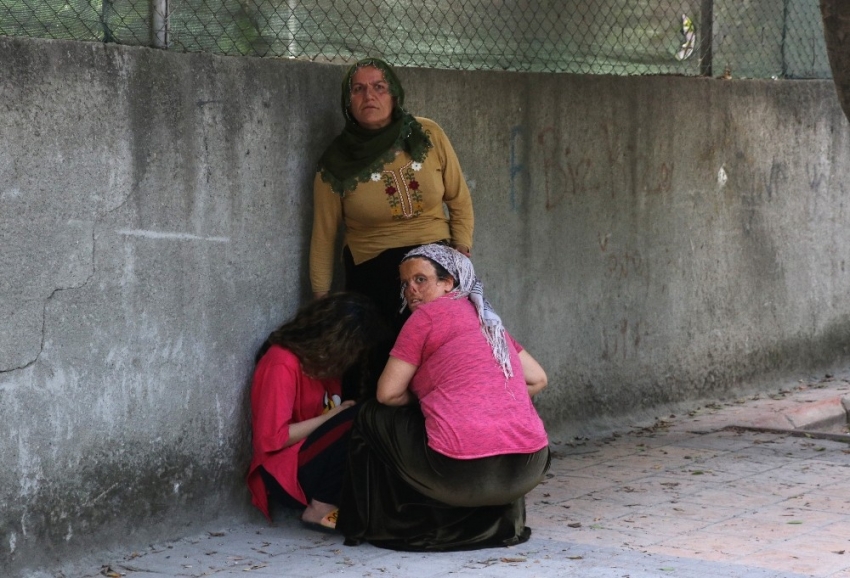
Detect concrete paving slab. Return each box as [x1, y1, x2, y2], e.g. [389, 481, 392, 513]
[68, 379, 850, 578]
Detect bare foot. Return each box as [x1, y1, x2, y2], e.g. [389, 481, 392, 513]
[301, 499, 338, 527]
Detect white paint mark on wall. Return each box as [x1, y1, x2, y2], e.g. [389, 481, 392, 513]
[1, 187, 22, 199]
[65, 523, 73, 541]
[717, 166, 728, 187]
[17, 429, 44, 498]
[117, 229, 230, 243]
[216, 394, 224, 448]
[9, 532, 16, 553]
[173, 482, 181, 494]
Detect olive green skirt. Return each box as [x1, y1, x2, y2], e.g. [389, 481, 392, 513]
[337, 400, 550, 551]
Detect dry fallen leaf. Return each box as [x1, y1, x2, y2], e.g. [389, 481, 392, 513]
[500, 557, 526, 563]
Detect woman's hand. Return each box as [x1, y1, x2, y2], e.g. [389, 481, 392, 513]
[453, 244, 471, 258]
[377, 357, 418, 406]
[327, 399, 356, 416]
[519, 350, 547, 397]
[284, 399, 355, 447]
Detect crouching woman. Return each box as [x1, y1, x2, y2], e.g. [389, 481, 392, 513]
[247, 293, 388, 531]
[337, 244, 550, 550]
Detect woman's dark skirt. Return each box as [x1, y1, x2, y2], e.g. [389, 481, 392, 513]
[337, 400, 551, 551]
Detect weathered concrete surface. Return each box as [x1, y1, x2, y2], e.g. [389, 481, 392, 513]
[2, 36, 850, 576]
[0, 37, 341, 576]
[400, 67, 850, 435]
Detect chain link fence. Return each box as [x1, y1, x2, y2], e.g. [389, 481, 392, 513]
[0, 0, 830, 78]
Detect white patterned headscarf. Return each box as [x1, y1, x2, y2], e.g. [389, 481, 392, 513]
[400, 244, 513, 378]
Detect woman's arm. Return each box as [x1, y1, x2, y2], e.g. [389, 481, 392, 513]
[376, 356, 418, 406]
[252, 359, 302, 453]
[309, 173, 343, 295]
[283, 400, 356, 447]
[253, 352, 353, 452]
[426, 119, 474, 252]
[519, 350, 548, 397]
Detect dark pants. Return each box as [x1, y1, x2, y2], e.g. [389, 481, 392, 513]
[261, 404, 359, 508]
[341, 244, 426, 399]
[343, 244, 418, 336]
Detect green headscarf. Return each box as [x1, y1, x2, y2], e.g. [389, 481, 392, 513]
[317, 58, 432, 195]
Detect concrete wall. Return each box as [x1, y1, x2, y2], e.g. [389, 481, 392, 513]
[2, 36, 850, 575]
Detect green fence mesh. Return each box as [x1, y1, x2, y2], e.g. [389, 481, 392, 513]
[0, 0, 831, 78]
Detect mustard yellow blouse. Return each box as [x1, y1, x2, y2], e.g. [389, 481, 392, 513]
[309, 117, 474, 293]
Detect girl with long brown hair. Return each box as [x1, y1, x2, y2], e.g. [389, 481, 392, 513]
[247, 293, 388, 531]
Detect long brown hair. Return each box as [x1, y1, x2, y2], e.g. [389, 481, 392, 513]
[257, 292, 389, 379]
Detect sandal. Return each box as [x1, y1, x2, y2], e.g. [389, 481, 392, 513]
[302, 509, 338, 534]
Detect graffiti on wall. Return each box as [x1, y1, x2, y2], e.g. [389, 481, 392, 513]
[508, 123, 675, 211]
[601, 317, 643, 361]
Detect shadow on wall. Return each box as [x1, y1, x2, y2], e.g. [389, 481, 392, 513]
[821, 0, 850, 123]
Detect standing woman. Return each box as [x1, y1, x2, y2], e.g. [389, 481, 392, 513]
[310, 58, 474, 332]
[246, 293, 388, 531]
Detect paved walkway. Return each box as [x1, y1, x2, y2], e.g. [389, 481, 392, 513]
[87, 376, 850, 578]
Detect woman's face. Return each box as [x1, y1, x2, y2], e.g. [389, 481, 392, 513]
[349, 66, 394, 130]
[399, 258, 454, 312]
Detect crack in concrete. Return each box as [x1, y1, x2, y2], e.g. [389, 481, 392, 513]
[723, 424, 850, 444]
[0, 235, 96, 375]
[1, 174, 136, 376]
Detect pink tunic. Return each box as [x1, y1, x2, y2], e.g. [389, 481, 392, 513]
[246, 346, 341, 519]
[390, 295, 548, 459]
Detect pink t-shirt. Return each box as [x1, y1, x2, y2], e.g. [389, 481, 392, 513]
[390, 295, 549, 459]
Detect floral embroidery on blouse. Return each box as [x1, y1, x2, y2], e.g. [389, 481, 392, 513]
[380, 161, 424, 220]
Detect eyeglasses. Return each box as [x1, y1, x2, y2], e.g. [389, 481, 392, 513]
[350, 82, 390, 97]
[400, 274, 438, 292]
